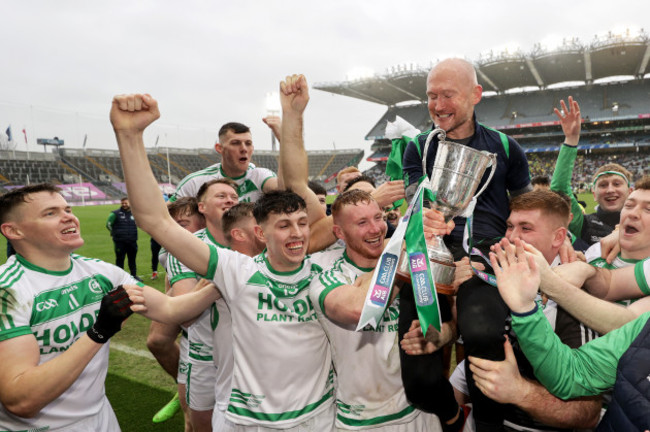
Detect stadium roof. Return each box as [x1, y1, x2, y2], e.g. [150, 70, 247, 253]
[314, 29, 650, 105]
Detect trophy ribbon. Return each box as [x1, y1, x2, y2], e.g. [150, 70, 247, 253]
[462, 198, 498, 287]
[403, 184, 443, 335]
[355, 181, 426, 332]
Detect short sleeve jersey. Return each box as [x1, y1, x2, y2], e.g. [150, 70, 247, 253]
[166, 228, 233, 411]
[309, 250, 417, 429]
[170, 163, 276, 203]
[203, 246, 340, 428]
[586, 242, 641, 306]
[0, 254, 137, 431]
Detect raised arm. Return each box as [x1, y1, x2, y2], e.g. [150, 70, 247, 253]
[279, 75, 336, 252]
[110, 93, 210, 275]
[279, 75, 325, 222]
[549, 97, 585, 238]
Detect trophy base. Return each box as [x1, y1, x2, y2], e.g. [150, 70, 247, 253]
[396, 257, 456, 296]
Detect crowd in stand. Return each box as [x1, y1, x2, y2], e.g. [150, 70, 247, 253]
[1, 60, 649, 432]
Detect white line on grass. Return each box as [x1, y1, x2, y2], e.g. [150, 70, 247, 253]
[111, 342, 155, 360]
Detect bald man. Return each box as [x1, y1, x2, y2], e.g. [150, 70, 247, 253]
[401, 58, 532, 432]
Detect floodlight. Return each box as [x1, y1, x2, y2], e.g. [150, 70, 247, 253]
[265, 92, 280, 114]
[539, 34, 565, 52]
[346, 67, 375, 81]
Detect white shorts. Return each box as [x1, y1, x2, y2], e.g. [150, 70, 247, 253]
[48, 396, 120, 432]
[177, 331, 189, 384]
[450, 359, 469, 396]
[223, 401, 335, 432]
[336, 409, 442, 432]
[186, 361, 217, 411]
[212, 406, 234, 432]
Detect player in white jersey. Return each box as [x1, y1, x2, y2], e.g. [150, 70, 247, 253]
[165, 178, 240, 431]
[0, 184, 135, 431]
[147, 196, 206, 429]
[111, 88, 355, 430]
[170, 121, 278, 204]
[308, 190, 446, 431]
[121, 191, 340, 430]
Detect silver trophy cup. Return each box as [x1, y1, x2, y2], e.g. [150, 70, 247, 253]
[397, 128, 497, 294]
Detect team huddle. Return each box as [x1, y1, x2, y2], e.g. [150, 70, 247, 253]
[1, 59, 649, 432]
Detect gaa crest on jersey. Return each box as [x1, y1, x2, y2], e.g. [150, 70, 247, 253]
[88, 278, 103, 294]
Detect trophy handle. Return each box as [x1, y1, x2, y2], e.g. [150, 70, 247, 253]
[473, 153, 498, 200]
[421, 128, 446, 180]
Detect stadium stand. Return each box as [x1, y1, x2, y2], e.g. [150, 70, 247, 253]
[1, 30, 647, 201]
[0, 146, 364, 201]
[314, 29, 650, 189]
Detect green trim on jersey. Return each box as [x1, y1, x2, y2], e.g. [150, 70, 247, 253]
[635, 259, 650, 295]
[177, 165, 222, 188]
[337, 403, 415, 427]
[205, 229, 227, 249]
[412, 124, 510, 158]
[227, 386, 334, 422]
[189, 341, 213, 361]
[169, 272, 198, 286]
[480, 123, 510, 158]
[259, 251, 305, 276]
[342, 250, 375, 273]
[316, 250, 374, 319]
[16, 254, 73, 276]
[219, 164, 247, 181]
[0, 259, 24, 289]
[247, 269, 313, 300]
[0, 270, 26, 339]
[204, 245, 219, 280]
[260, 176, 274, 192]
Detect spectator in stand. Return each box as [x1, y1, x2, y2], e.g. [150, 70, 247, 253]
[531, 175, 550, 190]
[106, 197, 139, 279]
[401, 57, 532, 432]
[549, 97, 634, 245]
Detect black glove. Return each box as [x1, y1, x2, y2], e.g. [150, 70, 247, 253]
[87, 285, 134, 344]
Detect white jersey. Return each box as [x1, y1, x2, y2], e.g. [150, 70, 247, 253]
[309, 250, 418, 429]
[204, 246, 340, 428]
[585, 243, 643, 306]
[0, 254, 137, 431]
[167, 228, 233, 411]
[170, 162, 276, 203]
